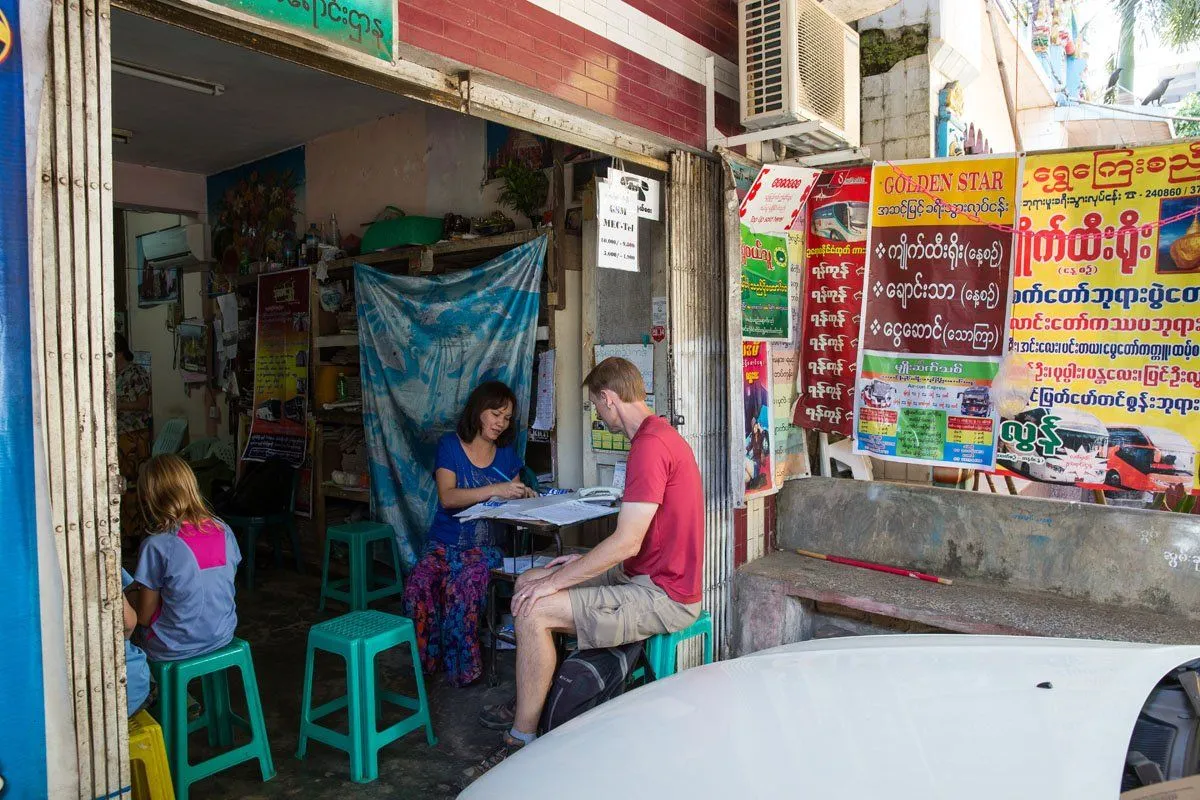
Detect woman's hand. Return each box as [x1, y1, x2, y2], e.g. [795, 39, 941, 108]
[495, 480, 533, 500]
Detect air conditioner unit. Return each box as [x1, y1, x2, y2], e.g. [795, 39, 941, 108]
[139, 224, 211, 271]
[739, 0, 861, 148]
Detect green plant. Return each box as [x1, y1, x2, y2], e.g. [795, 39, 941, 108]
[1175, 92, 1200, 138]
[495, 160, 549, 228]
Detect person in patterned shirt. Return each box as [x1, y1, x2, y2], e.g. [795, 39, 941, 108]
[116, 333, 152, 545]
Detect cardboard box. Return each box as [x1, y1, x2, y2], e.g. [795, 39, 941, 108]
[1122, 776, 1200, 799]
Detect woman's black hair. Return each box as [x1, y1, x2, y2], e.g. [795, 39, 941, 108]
[457, 381, 519, 447]
[114, 333, 133, 361]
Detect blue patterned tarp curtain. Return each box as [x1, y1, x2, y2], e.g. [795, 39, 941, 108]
[355, 235, 547, 569]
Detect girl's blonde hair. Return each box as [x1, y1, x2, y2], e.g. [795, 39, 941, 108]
[139, 454, 214, 532]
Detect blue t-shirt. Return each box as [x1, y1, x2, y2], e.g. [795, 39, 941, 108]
[133, 519, 241, 662]
[427, 433, 523, 550]
[121, 568, 151, 717]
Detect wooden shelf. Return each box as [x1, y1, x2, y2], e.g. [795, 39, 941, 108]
[315, 409, 363, 425]
[321, 482, 370, 503]
[322, 228, 547, 276]
[316, 334, 359, 348]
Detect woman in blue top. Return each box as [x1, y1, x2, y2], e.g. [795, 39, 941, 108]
[404, 381, 534, 686]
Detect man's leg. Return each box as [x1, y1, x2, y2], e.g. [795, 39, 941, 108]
[512, 589, 575, 736]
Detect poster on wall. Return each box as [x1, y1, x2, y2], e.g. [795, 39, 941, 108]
[740, 226, 792, 340]
[597, 179, 639, 272]
[242, 267, 310, 467]
[852, 155, 1020, 470]
[135, 236, 179, 308]
[739, 164, 820, 341]
[1003, 142, 1200, 493]
[795, 166, 871, 434]
[772, 340, 810, 486]
[743, 340, 775, 497]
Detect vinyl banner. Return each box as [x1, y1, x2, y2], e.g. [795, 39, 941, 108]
[743, 340, 775, 497]
[243, 267, 310, 466]
[740, 225, 791, 340]
[1003, 142, 1200, 493]
[795, 167, 870, 434]
[853, 155, 1020, 470]
[739, 164, 820, 340]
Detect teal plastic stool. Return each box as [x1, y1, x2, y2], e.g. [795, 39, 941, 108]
[635, 610, 714, 682]
[149, 638, 275, 800]
[296, 610, 436, 782]
[320, 521, 404, 611]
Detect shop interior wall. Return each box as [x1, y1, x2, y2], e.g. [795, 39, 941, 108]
[122, 210, 217, 442]
[304, 105, 507, 231]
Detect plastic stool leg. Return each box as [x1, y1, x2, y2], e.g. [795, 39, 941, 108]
[348, 643, 369, 783]
[408, 635, 437, 747]
[210, 669, 234, 747]
[389, 536, 404, 598]
[236, 644, 276, 782]
[169, 671, 192, 800]
[350, 539, 367, 611]
[702, 624, 714, 666]
[357, 643, 378, 783]
[296, 638, 316, 759]
[319, 537, 333, 611]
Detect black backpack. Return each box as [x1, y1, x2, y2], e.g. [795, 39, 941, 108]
[539, 641, 644, 734]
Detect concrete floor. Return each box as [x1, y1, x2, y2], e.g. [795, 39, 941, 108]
[181, 562, 514, 800]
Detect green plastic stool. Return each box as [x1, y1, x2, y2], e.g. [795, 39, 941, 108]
[634, 610, 715, 682]
[296, 610, 436, 782]
[149, 638, 275, 800]
[320, 521, 404, 611]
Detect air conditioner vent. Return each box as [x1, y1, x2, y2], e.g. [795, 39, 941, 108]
[738, 0, 860, 150]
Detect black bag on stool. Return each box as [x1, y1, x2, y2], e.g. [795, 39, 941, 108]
[538, 641, 644, 734]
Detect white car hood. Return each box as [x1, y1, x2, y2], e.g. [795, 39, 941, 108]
[462, 635, 1200, 799]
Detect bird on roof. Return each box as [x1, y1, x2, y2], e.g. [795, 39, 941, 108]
[1141, 76, 1174, 105]
[1105, 67, 1123, 91]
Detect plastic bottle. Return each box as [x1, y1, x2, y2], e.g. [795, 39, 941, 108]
[327, 213, 341, 248]
[336, 372, 347, 402]
[305, 223, 321, 265]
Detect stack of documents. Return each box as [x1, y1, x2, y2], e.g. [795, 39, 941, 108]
[457, 492, 618, 526]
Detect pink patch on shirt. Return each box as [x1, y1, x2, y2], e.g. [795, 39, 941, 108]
[179, 521, 228, 570]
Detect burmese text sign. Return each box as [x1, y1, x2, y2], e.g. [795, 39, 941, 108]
[853, 156, 1020, 470]
[1003, 142, 1200, 492]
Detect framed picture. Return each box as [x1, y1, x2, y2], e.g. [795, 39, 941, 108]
[565, 206, 583, 235]
[136, 235, 180, 308]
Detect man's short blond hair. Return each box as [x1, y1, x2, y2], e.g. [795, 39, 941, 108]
[583, 357, 647, 403]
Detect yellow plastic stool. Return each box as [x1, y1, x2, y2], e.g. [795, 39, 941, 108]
[129, 709, 176, 800]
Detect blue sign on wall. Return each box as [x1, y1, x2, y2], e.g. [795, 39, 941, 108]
[0, 0, 49, 794]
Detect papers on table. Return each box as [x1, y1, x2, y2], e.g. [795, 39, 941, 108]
[522, 500, 616, 526]
[456, 491, 619, 526]
[501, 555, 555, 576]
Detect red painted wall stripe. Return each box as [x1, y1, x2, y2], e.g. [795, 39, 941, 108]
[619, 0, 739, 63]
[396, 0, 741, 148]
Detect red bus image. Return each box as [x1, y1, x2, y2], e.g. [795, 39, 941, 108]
[1104, 425, 1196, 493]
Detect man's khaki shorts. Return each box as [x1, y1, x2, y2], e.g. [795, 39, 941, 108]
[567, 566, 701, 650]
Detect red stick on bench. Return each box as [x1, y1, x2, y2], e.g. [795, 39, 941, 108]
[795, 549, 953, 586]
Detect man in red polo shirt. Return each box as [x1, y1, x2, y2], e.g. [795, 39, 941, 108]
[465, 356, 704, 780]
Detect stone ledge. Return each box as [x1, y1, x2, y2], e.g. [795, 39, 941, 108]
[734, 551, 1200, 655]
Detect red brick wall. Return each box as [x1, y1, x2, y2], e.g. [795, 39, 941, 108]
[396, 0, 740, 149]
[621, 0, 738, 62]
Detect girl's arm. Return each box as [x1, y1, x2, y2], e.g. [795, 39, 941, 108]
[133, 586, 161, 628]
[435, 467, 528, 509]
[122, 594, 137, 638]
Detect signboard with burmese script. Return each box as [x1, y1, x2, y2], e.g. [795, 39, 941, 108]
[852, 155, 1021, 470]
